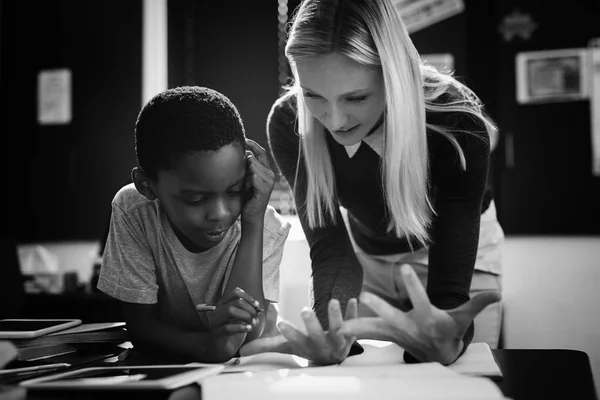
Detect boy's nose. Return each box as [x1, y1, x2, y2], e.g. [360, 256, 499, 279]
[206, 199, 229, 222]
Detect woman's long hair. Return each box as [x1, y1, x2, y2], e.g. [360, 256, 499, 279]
[285, 0, 497, 247]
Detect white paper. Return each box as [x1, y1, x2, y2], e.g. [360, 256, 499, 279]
[219, 340, 501, 377]
[202, 363, 506, 400]
[37, 69, 72, 125]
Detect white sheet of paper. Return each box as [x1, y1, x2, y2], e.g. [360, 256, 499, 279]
[202, 363, 506, 400]
[219, 340, 501, 377]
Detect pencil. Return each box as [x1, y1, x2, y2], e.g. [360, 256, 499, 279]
[196, 304, 216, 312]
[0, 362, 71, 376]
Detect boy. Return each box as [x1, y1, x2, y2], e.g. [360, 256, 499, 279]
[98, 86, 291, 363]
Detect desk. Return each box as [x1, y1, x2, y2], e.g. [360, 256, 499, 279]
[4, 349, 597, 400]
[493, 349, 597, 400]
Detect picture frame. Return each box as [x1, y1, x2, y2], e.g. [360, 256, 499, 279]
[516, 48, 590, 104]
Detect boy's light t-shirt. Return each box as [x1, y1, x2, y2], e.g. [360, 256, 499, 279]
[97, 183, 291, 331]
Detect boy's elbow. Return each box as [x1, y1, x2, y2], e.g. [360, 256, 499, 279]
[198, 339, 240, 363]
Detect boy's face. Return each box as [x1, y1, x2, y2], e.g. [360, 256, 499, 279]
[152, 143, 246, 252]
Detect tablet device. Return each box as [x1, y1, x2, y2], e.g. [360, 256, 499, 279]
[20, 364, 225, 391]
[0, 319, 82, 339]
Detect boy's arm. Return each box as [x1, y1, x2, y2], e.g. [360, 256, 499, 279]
[101, 196, 256, 362]
[223, 219, 267, 341]
[222, 139, 277, 341]
[124, 302, 237, 363]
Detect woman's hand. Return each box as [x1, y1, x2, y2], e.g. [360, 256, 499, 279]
[338, 264, 501, 365]
[242, 139, 275, 225]
[239, 298, 358, 365]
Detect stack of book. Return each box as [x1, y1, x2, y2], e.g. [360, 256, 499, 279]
[11, 322, 129, 361]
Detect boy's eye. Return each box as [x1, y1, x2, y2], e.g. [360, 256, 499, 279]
[185, 198, 207, 205]
[227, 190, 243, 197]
[347, 95, 368, 103]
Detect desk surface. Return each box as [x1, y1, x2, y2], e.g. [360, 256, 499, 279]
[2, 349, 597, 400]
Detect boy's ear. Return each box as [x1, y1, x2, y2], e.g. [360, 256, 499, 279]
[131, 167, 157, 200]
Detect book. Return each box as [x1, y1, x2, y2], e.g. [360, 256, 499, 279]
[11, 323, 129, 349]
[48, 322, 126, 336]
[16, 343, 78, 361]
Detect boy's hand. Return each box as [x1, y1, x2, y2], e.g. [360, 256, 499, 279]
[204, 287, 260, 338]
[242, 139, 275, 225]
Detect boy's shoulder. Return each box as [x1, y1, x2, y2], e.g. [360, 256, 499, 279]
[263, 205, 292, 237]
[111, 182, 153, 214]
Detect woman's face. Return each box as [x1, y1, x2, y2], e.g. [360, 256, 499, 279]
[295, 52, 386, 146]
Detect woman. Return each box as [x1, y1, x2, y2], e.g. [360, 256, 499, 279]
[242, 0, 504, 365]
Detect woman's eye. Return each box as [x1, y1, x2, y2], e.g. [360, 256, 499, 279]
[347, 96, 368, 103]
[228, 190, 243, 197]
[304, 92, 321, 100]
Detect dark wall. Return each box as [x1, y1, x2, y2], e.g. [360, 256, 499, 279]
[466, 0, 600, 234]
[0, 0, 142, 242]
[168, 0, 279, 150]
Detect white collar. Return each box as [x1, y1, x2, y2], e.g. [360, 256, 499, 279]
[344, 127, 384, 158]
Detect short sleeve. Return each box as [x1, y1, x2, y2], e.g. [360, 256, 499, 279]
[97, 203, 159, 304]
[261, 205, 291, 303]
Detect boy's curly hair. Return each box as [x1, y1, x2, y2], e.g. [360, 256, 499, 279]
[135, 86, 246, 181]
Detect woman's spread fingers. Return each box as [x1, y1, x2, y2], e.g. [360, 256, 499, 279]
[345, 298, 358, 320]
[327, 299, 348, 348]
[399, 264, 431, 313]
[359, 292, 405, 324]
[450, 291, 502, 327]
[239, 335, 290, 356]
[338, 317, 392, 341]
[327, 299, 344, 331]
[300, 307, 328, 349]
[278, 320, 311, 351]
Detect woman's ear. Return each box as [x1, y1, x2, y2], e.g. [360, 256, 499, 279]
[131, 167, 157, 200]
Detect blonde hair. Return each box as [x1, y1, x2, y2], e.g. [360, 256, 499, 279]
[285, 0, 497, 247]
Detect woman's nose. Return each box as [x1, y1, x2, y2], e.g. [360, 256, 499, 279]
[327, 106, 349, 131]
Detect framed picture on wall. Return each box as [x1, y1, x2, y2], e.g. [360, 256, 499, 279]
[516, 48, 590, 104]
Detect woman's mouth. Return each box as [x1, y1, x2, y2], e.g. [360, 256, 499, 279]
[334, 125, 360, 136]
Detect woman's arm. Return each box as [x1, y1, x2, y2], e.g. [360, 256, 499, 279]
[266, 94, 363, 330]
[421, 112, 492, 360]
